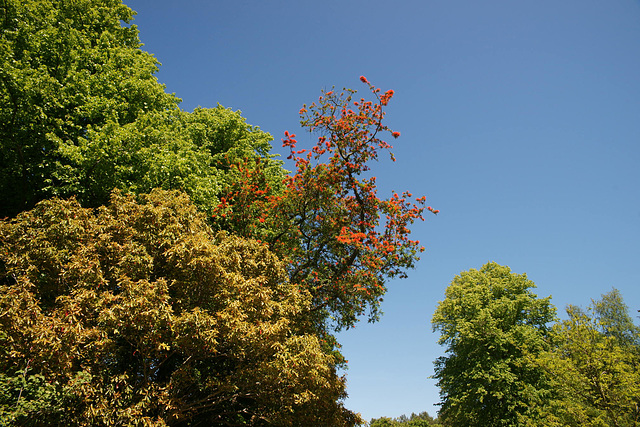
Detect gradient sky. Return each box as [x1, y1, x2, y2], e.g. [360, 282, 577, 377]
[125, 0, 640, 421]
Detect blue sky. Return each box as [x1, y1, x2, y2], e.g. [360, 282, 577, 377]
[125, 0, 640, 421]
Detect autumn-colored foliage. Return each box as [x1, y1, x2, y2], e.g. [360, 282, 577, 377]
[0, 190, 360, 426]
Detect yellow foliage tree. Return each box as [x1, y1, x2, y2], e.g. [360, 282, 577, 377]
[0, 189, 360, 426]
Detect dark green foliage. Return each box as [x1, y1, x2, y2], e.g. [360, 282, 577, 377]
[0, 367, 84, 426]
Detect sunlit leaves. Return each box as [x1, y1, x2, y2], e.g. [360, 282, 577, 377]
[0, 0, 177, 216]
[528, 290, 640, 427]
[77, 106, 284, 214]
[432, 262, 556, 427]
[0, 189, 358, 425]
[0, 0, 286, 220]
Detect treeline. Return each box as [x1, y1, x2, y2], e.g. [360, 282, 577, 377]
[369, 411, 441, 426]
[0, 0, 430, 425]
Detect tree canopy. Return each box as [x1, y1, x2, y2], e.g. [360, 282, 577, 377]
[432, 267, 640, 427]
[369, 411, 440, 426]
[431, 262, 556, 427]
[529, 289, 640, 426]
[0, 0, 285, 218]
[0, 190, 358, 426]
[74, 106, 284, 217]
[0, 0, 431, 424]
[0, 0, 177, 216]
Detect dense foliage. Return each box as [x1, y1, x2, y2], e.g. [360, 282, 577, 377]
[0, 0, 284, 218]
[431, 262, 556, 426]
[432, 265, 640, 427]
[529, 289, 640, 426]
[75, 106, 285, 217]
[0, 0, 430, 424]
[0, 0, 176, 216]
[0, 190, 358, 426]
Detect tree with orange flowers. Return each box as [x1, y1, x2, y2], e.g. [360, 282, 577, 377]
[0, 1, 435, 423]
[212, 77, 434, 334]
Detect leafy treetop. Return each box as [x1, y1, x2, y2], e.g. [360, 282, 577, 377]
[432, 262, 556, 427]
[0, 0, 178, 216]
[529, 289, 640, 427]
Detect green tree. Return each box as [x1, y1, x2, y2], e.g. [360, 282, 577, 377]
[431, 262, 556, 427]
[591, 288, 640, 349]
[0, 0, 178, 216]
[0, 0, 285, 219]
[369, 417, 397, 427]
[369, 412, 440, 426]
[74, 105, 284, 215]
[405, 412, 441, 426]
[0, 190, 359, 426]
[530, 290, 640, 427]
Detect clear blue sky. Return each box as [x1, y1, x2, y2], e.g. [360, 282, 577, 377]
[125, 0, 640, 421]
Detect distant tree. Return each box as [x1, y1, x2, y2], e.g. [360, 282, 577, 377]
[370, 417, 397, 427]
[591, 288, 640, 349]
[369, 411, 440, 426]
[0, 190, 359, 426]
[529, 289, 640, 426]
[431, 262, 556, 426]
[407, 411, 440, 424]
